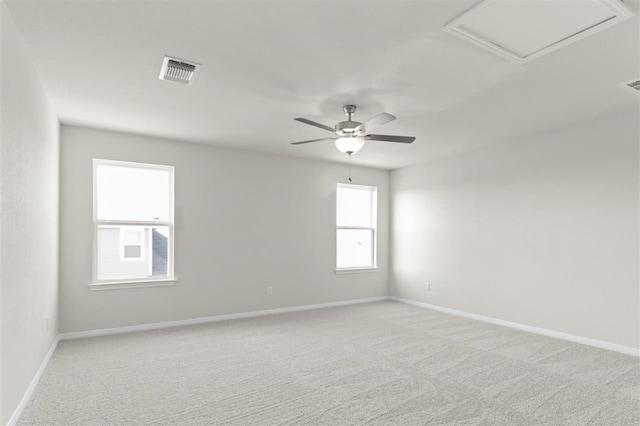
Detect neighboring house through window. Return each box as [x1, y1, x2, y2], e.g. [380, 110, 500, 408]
[336, 183, 377, 272]
[93, 159, 174, 287]
[120, 227, 144, 261]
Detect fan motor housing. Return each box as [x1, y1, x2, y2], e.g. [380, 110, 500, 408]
[335, 120, 363, 136]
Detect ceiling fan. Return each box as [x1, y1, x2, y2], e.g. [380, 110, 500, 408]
[292, 105, 416, 155]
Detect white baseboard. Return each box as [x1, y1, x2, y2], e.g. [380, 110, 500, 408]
[389, 296, 640, 357]
[60, 296, 389, 340]
[7, 335, 60, 426]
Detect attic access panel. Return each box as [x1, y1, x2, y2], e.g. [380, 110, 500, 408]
[444, 0, 634, 63]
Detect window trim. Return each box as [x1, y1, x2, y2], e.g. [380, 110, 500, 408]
[335, 183, 378, 273]
[334, 267, 379, 275]
[92, 159, 176, 287]
[89, 278, 177, 291]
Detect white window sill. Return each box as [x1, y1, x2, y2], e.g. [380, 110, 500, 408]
[89, 278, 177, 291]
[335, 268, 379, 275]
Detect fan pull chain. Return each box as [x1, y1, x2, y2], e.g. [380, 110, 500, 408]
[348, 153, 353, 182]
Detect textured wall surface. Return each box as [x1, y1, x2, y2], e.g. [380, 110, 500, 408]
[59, 125, 389, 333]
[391, 112, 639, 350]
[0, 3, 60, 423]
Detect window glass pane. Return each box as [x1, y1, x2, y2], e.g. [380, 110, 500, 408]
[336, 229, 373, 268]
[97, 225, 169, 280]
[337, 187, 372, 227]
[96, 165, 170, 221]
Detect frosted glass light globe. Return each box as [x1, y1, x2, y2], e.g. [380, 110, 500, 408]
[334, 136, 365, 154]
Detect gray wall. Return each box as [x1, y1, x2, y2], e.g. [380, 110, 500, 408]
[59, 125, 390, 333]
[0, 3, 60, 423]
[391, 112, 639, 350]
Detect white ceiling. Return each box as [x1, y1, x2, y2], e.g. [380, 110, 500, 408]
[6, 0, 639, 170]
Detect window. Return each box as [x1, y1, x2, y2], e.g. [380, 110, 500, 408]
[336, 183, 377, 272]
[93, 159, 174, 287]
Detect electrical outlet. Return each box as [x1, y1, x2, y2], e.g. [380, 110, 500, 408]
[425, 282, 431, 292]
[267, 286, 273, 295]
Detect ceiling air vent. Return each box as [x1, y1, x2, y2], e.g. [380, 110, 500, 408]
[619, 79, 640, 95]
[159, 56, 200, 85]
[444, 0, 634, 63]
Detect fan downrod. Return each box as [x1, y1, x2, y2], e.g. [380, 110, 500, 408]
[343, 105, 357, 120]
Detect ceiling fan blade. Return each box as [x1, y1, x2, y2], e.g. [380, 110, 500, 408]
[364, 134, 416, 144]
[291, 137, 334, 145]
[294, 118, 335, 133]
[354, 113, 396, 133]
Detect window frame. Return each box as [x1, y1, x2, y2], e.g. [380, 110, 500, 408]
[335, 183, 378, 274]
[91, 159, 176, 290]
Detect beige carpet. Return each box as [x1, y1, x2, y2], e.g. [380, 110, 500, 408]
[18, 301, 639, 425]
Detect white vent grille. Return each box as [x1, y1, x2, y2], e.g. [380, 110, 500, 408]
[619, 79, 640, 94]
[159, 56, 200, 85]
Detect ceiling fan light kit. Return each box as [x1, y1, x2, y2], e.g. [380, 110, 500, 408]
[335, 136, 365, 154]
[292, 105, 415, 156]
